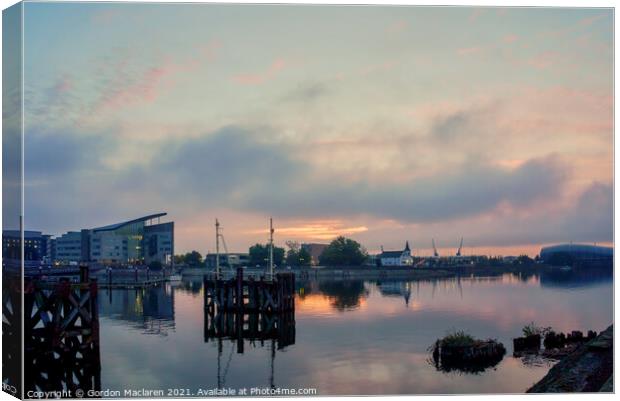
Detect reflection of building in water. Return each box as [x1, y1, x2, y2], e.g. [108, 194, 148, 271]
[377, 281, 412, 306]
[99, 285, 175, 336]
[539, 267, 613, 289]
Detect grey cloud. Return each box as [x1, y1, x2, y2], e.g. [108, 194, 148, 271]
[281, 82, 330, 104]
[24, 127, 116, 178]
[157, 126, 305, 198]
[560, 182, 613, 242]
[242, 155, 568, 223]
[24, 122, 607, 249]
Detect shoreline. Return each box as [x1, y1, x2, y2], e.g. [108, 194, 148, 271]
[181, 263, 576, 280]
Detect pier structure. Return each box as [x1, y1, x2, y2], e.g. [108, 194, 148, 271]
[203, 267, 296, 348]
[204, 268, 295, 314]
[203, 267, 296, 389]
[5, 266, 102, 394]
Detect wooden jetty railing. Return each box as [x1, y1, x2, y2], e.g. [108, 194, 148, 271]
[20, 267, 101, 395]
[204, 268, 295, 314]
[203, 268, 296, 353]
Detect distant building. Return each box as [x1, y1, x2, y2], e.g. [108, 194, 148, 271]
[540, 244, 613, 265]
[378, 241, 413, 266]
[205, 253, 250, 268]
[55, 231, 86, 264]
[301, 243, 328, 265]
[365, 254, 379, 266]
[2, 230, 53, 267]
[54, 213, 174, 266]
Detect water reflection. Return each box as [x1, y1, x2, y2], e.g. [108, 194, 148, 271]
[99, 285, 175, 336]
[93, 268, 612, 395]
[539, 266, 613, 289]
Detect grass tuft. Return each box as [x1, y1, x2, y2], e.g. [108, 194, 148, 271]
[441, 330, 476, 347]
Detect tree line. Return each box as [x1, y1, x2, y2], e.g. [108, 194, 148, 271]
[174, 236, 368, 268]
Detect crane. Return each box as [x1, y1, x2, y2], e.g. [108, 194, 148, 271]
[456, 237, 463, 257]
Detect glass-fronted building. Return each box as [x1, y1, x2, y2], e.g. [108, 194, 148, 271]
[54, 213, 174, 266]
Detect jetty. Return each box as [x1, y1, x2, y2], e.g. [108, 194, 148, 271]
[3, 271, 102, 395]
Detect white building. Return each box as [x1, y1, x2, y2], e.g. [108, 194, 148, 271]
[378, 241, 414, 266]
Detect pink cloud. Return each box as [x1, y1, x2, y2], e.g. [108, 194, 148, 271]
[578, 13, 608, 27]
[52, 76, 73, 93]
[96, 61, 174, 112]
[89, 41, 221, 115]
[503, 34, 519, 44]
[387, 20, 408, 34]
[526, 51, 559, 69]
[231, 58, 288, 85]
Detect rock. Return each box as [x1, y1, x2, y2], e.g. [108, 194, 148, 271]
[514, 334, 541, 352]
[527, 325, 613, 393]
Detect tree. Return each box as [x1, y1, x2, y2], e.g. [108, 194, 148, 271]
[318, 236, 367, 266]
[249, 243, 284, 267]
[298, 247, 312, 266]
[148, 260, 163, 270]
[515, 255, 534, 265]
[285, 241, 311, 267]
[184, 251, 203, 267]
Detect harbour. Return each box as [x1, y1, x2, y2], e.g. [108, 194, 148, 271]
[5, 264, 610, 396]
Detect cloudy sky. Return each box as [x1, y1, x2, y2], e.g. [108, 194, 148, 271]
[19, 3, 613, 256]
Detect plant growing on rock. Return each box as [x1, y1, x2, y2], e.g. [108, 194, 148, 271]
[522, 322, 552, 337]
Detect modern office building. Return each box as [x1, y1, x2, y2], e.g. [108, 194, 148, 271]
[55, 231, 88, 264]
[54, 213, 174, 266]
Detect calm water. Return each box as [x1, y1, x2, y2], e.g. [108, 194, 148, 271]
[97, 269, 612, 395]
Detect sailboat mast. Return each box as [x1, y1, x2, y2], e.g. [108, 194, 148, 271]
[216, 219, 220, 279]
[269, 218, 274, 278]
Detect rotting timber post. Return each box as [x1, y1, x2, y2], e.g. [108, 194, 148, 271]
[204, 268, 295, 314]
[15, 266, 102, 394]
[204, 268, 296, 352]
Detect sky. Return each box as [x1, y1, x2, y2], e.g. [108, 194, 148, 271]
[16, 3, 613, 256]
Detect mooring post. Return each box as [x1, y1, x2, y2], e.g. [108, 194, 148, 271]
[146, 266, 150, 281]
[134, 267, 138, 283]
[236, 267, 244, 312]
[107, 267, 112, 286]
[80, 264, 89, 283]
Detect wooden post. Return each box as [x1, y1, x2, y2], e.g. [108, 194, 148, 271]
[236, 268, 244, 312]
[80, 264, 89, 283]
